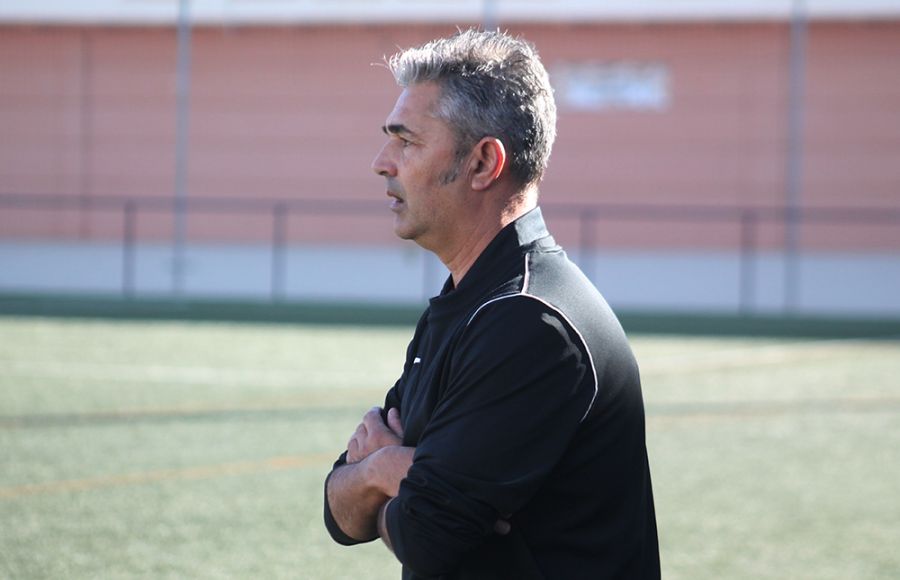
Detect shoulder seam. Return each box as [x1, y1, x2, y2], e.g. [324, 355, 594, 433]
[464, 255, 599, 423]
[463, 254, 530, 328]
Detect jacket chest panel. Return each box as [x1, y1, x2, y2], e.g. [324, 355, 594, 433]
[398, 324, 460, 446]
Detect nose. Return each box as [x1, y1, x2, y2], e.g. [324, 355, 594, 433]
[371, 142, 396, 177]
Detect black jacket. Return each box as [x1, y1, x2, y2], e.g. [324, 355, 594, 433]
[325, 207, 659, 579]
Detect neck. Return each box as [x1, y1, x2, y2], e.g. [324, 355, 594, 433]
[441, 188, 537, 286]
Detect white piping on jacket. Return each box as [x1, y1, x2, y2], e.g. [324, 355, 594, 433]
[465, 254, 600, 422]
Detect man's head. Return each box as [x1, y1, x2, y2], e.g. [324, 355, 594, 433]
[387, 29, 557, 189]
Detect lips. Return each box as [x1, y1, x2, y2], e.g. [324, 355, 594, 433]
[387, 190, 405, 211]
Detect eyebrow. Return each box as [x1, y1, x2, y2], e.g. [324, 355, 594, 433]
[382, 123, 417, 139]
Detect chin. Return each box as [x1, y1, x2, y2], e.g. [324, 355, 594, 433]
[393, 224, 413, 241]
[393, 223, 422, 243]
[392, 216, 413, 239]
[395, 231, 417, 242]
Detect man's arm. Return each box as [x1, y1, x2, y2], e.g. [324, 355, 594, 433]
[324, 407, 414, 543]
[325, 450, 406, 542]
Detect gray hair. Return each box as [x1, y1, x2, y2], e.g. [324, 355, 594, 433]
[388, 29, 557, 187]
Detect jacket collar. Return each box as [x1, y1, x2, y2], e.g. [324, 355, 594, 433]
[428, 207, 552, 320]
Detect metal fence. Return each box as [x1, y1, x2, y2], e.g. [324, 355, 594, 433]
[2, 193, 899, 314]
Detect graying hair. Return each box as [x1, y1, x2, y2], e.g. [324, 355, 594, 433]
[388, 29, 557, 187]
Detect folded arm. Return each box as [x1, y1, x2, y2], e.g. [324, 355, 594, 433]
[324, 406, 414, 544]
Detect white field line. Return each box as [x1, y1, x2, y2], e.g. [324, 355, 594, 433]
[0, 360, 394, 388]
[0, 453, 337, 499]
[0, 392, 387, 426]
[638, 338, 899, 377]
[1, 338, 896, 387]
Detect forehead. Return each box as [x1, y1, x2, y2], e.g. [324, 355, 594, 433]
[385, 82, 446, 132]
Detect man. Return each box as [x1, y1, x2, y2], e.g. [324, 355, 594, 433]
[323, 29, 660, 579]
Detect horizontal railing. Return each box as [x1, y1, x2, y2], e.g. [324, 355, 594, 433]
[2, 193, 899, 313]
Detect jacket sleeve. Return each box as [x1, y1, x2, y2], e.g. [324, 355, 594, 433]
[384, 296, 596, 577]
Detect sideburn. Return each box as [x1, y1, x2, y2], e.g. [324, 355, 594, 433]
[438, 157, 464, 185]
[438, 144, 470, 185]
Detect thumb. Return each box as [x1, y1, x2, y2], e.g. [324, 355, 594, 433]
[387, 407, 404, 438]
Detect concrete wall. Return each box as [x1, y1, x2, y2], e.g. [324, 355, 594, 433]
[1, 21, 898, 315]
[3, 240, 899, 317]
[2, 22, 899, 241]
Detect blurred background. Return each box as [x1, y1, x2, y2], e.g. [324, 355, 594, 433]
[2, 4, 900, 579]
[1, 0, 899, 319]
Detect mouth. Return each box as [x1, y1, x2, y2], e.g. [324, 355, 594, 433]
[387, 190, 405, 212]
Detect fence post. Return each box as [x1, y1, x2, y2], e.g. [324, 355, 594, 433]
[739, 209, 758, 315]
[271, 203, 287, 302]
[784, 0, 808, 314]
[579, 209, 596, 283]
[122, 200, 136, 299]
[172, 0, 192, 297]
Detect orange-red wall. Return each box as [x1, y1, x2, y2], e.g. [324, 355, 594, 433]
[1, 22, 898, 249]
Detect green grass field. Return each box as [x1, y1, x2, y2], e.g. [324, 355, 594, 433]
[1, 316, 898, 579]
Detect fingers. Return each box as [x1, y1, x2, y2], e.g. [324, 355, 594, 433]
[346, 421, 365, 463]
[346, 406, 402, 464]
[362, 406, 384, 431]
[349, 421, 367, 448]
[387, 408, 404, 438]
[346, 438, 359, 462]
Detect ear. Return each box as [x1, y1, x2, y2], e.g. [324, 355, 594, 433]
[469, 137, 507, 191]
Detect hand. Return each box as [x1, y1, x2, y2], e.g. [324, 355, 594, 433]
[346, 407, 404, 464]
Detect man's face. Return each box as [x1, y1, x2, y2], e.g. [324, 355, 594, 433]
[372, 82, 467, 251]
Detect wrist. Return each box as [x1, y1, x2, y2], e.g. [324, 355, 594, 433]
[368, 445, 415, 497]
[361, 447, 394, 498]
[363, 446, 397, 497]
